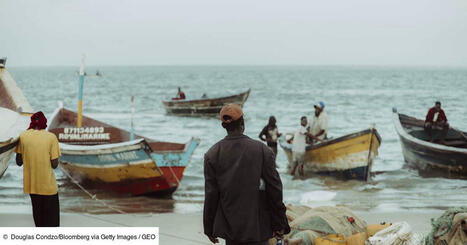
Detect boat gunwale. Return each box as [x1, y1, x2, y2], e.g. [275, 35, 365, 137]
[279, 128, 381, 152]
[0, 139, 19, 154]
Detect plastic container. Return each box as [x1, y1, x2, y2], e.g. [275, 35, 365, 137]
[346, 232, 367, 245]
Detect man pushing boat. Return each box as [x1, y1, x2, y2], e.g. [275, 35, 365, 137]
[307, 101, 328, 143]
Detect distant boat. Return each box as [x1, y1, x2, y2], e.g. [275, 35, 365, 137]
[74, 70, 103, 77]
[279, 127, 381, 181]
[0, 57, 6, 68]
[393, 108, 467, 179]
[0, 107, 30, 179]
[48, 105, 200, 196]
[162, 89, 251, 117]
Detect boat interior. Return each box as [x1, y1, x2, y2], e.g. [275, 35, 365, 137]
[48, 108, 187, 152]
[399, 114, 467, 148]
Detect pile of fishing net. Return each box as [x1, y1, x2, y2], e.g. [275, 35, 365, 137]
[424, 206, 467, 245]
[269, 204, 420, 245]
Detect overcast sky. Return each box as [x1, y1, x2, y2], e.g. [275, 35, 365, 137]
[1, 0, 466, 66]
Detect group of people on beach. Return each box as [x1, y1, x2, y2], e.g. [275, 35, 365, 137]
[259, 101, 328, 176]
[12, 96, 451, 245]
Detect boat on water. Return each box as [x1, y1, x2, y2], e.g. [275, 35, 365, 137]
[279, 127, 381, 181]
[162, 89, 251, 117]
[0, 108, 30, 179]
[48, 105, 200, 196]
[393, 108, 467, 179]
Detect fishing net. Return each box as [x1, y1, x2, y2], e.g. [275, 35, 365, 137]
[367, 222, 421, 245]
[285, 206, 367, 245]
[424, 207, 467, 245]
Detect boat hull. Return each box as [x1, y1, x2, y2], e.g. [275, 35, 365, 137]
[0, 140, 18, 179]
[280, 128, 381, 181]
[58, 140, 174, 196]
[149, 138, 199, 187]
[162, 89, 250, 117]
[399, 136, 467, 178]
[393, 111, 467, 179]
[0, 107, 31, 180]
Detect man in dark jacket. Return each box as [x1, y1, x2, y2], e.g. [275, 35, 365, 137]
[204, 104, 290, 245]
[425, 101, 449, 144]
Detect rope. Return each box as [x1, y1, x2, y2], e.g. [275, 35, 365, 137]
[62, 169, 127, 215]
[62, 169, 210, 244]
[78, 214, 210, 245]
[166, 163, 204, 210]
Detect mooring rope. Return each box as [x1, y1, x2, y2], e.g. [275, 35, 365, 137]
[62, 169, 210, 244]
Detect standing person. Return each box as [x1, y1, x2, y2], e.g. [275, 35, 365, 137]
[425, 101, 449, 144]
[290, 116, 307, 176]
[259, 116, 282, 161]
[172, 87, 186, 100]
[308, 101, 328, 143]
[204, 104, 290, 245]
[15, 111, 61, 227]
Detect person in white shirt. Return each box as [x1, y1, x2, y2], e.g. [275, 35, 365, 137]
[308, 101, 328, 143]
[290, 116, 308, 176]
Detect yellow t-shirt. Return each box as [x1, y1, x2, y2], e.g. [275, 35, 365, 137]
[15, 129, 61, 195]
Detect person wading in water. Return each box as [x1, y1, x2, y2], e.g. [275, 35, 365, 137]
[259, 116, 282, 162]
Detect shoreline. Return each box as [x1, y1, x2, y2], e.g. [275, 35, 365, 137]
[0, 209, 443, 244]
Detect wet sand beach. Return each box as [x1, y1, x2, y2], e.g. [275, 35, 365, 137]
[0, 209, 444, 244]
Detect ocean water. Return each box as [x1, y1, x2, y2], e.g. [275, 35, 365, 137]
[1, 66, 466, 214]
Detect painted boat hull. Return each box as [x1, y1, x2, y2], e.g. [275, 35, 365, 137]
[48, 106, 200, 196]
[0, 140, 18, 179]
[162, 89, 250, 117]
[58, 140, 172, 196]
[0, 107, 31, 180]
[393, 111, 467, 179]
[279, 128, 381, 181]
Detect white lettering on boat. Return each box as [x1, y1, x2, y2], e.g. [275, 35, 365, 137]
[96, 152, 138, 162]
[115, 151, 138, 161]
[98, 154, 117, 162]
[63, 127, 105, 134]
[59, 127, 109, 141]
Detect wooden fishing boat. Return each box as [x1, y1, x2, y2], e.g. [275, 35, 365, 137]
[0, 65, 34, 179]
[48, 105, 200, 196]
[1, 64, 34, 113]
[162, 89, 251, 116]
[279, 128, 381, 181]
[0, 139, 16, 178]
[0, 107, 30, 179]
[393, 108, 467, 178]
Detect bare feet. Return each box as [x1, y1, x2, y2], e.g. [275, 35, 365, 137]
[298, 165, 304, 176]
[290, 166, 297, 176]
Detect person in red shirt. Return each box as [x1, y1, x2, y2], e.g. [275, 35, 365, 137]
[424, 101, 449, 144]
[172, 87, 186, 100]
